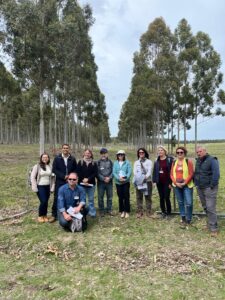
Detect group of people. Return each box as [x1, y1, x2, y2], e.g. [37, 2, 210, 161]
[31, 144, 220, 236]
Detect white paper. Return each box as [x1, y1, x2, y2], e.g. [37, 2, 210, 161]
[80, 182, 94, 187]
[67, 207, 83, 219]
[137, 183, 147, 190]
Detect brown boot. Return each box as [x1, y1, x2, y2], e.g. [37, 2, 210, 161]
[48, 216, 56, 223]
[37, 216, 45, 223]
[136, 211, 143, 218]
[210, 231, 218, 237]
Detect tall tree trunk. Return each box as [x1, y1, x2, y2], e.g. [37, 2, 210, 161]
[39, 90, 45, 155]
[167, 124, 170, 153]
[0, 114, 3, 143]
[143, 120, 147, 148]
[17, 119, 20, 143]
[53, 90, 57, 151]
[177, 107, 180, 146]
[184, 103, 187, 148]
[195, 104, 198, 153]
[63, 98, 68, 144]
[71, 101, 76, 153]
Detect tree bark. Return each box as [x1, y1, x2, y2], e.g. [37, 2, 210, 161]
[39, 90, 45, 155]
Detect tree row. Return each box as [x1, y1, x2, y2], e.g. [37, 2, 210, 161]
[0, 0, 110, 153]
[118, 18, 225, 152]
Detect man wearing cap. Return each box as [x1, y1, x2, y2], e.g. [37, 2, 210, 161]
[97, 148, 114, 216]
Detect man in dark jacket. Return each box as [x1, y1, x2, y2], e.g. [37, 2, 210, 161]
[50, 144, 77, 222]
[97, 148, 113, 217]
[194, 145, 220, 236]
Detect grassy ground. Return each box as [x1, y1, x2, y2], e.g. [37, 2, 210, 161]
[0, 143, 225, 300]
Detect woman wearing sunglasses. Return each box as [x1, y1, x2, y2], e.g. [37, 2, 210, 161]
[152, 145, 174, 219]
[113, 150, 132, 218]
[133, 147, 153, 218]
[170, 146, 194, 227]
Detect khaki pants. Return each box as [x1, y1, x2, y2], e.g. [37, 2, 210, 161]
[136, 181, 152, 213]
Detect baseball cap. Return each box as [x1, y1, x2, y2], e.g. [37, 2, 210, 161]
[100, 147, 108, 154]
[116, 150, 125, 155]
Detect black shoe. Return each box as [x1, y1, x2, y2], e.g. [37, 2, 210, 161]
[107, 211, 114, 216]
[161, 213, 167, 219]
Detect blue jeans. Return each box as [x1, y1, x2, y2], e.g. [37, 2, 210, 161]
[97, 181, 113, 212]
[37, 185, 50, 216]
[174, 186, 193, 221]
[58, 207, 88, 231]
[84, 185, 96, 217]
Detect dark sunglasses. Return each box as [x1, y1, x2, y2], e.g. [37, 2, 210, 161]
[68, 178, 77, 181]
[176, 151, 184, 154]
[139, 151, 145, 154]
[118, 154, 124, 156]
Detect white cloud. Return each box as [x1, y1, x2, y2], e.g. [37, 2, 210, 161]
[80, 0, 225, 138]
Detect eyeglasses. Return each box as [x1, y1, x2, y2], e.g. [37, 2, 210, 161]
[139, 151, 145, 154]
[118, 154, 124, 156]
[176, 151, 184, 154]
[68, 178, 77, 181]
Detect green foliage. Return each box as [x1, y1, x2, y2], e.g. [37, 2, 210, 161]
[118, 17, 225, 148]
[0, 0, 110, 147]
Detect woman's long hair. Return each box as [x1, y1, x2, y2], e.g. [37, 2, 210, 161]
[137, 147, 149, 159]
[39, 153, 50, 171]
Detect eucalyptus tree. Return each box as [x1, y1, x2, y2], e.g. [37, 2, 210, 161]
[191, 31, 224, 150]
[0, 0, 61, 153]
[174, 19, 199, 146]
[118, 18, 175, 149]
[56, 0, 107, 148]
[0, 61, 22, 143]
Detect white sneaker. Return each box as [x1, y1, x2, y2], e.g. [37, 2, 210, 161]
[125, 213, 129, 218]
[121, 212, 125, 218]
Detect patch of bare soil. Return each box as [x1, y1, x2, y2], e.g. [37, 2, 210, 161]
[0, 153, 30, 163]
[94, 246, 224, 275]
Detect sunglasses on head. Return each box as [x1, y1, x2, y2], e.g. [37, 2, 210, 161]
[176, 151, 184, 154]
[68, 178, 77, 181]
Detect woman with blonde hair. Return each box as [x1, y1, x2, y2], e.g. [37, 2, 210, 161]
[153, 146, 173, 218]
[77, 149, 98, 217]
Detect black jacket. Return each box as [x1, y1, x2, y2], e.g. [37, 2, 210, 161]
[152, 156, 173, 184]
[77, 160, 98, 186]
[52, 154, 77, 185]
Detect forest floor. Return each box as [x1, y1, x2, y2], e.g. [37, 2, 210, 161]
[0, 143, 225, 300]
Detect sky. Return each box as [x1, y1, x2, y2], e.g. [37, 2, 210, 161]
[79, 0, 225, 139]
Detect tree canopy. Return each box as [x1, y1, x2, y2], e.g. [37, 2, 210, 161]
[0, 0, 110, 152]
[118, 17, 225, 151]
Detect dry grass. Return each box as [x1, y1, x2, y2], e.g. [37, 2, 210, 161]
[0, 143, 225, 299]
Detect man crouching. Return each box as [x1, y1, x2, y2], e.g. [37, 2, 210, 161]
[58, 172, 87, 232]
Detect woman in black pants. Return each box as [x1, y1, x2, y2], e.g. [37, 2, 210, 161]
[153, 146, 173, 218]
[113, 150, 132, 218]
